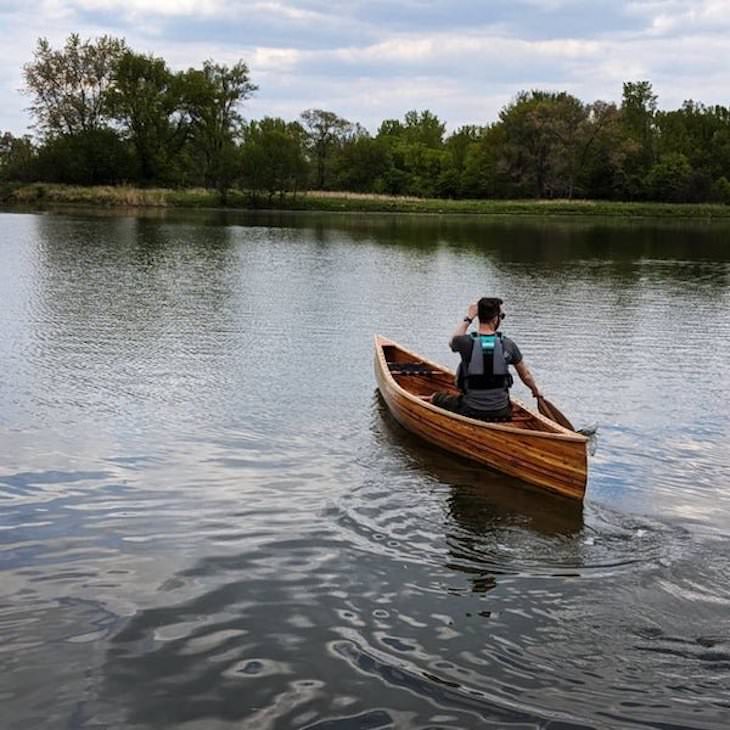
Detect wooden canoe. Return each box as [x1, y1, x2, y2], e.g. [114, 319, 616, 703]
[374, 335, 589, 500]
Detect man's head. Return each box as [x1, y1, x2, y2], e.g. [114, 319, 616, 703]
[477, 297, 504, 324]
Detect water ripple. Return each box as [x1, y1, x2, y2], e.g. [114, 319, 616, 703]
[2, 211, 730, 729]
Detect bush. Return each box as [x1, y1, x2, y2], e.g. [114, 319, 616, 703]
[710, 176, 730, 205]
[35, 129, 135, 185]
[0, 132, 37, 182]
[644, 153, 693, 202]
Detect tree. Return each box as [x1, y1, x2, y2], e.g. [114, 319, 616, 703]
[377, 118, 404, 139]
[0, 132, 36, 181]
[182, 60, 257, 193]
[492, 91, 618, 199]
[644, 153, 693, 202]
[107, 51, 188, 184]
[710, 176, 730, 204]
[445, 125, 482, 168]
[579, 103, 632, 200]
[656, 101, 730, 186]
[550, 99, 620, 199]
[375, 110, 447, 196]
[23, 34, 127, 137]
[439, 126, 482, 199]
[620, 81, 658, 190]
[400, 144, 447, 197]
[621, 81, 658, 147]
[402, 109, 446, 148]
[498, 90, 568, 197]
[300, 109, 352, 189]
[334, 134, 392, 192]
[460, 124, 511, 198]
[240, 117, 308, 201]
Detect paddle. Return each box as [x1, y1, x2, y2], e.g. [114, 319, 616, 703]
[536, 395, 575, 431]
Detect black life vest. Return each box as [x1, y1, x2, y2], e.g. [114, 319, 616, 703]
[457, 332, 513, 391]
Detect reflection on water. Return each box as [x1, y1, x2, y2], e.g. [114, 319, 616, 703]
[376, 395, 586, 534]
[1, 208, 729, 729]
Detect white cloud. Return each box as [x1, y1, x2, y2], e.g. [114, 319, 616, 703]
[36, 0, 347, 23]
[56, 0, 222, 18]
[627, 0, 730, 35]
[250, 47, 302, 72]
[1, 0, 730, 136]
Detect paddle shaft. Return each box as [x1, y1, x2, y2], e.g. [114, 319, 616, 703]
[537, 395, 575, 431]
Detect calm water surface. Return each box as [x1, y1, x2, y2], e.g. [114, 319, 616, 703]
[1, 208, 729, 729]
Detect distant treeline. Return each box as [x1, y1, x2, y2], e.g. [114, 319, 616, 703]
[2, 33, 730, 205]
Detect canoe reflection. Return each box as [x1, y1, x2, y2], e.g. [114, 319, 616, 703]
[374, 392, 584, 537]
[375, 393, 585, 597]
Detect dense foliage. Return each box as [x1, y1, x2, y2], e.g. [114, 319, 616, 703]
[3, 34, 730, 204]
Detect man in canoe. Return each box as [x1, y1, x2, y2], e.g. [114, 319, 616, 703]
[431, 297, 543, 422]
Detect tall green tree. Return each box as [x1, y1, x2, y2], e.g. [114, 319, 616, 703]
[334, 134, 392, 193]
[182, 60, 257, 192]
[498, 90, 567, 197]
[460, 124, 511, 198]
[655, 101, 730, 197]
[23, 34, 127, 137]
[494, 91, 616, 198]
[619, 81, 658, 195]
[241, 117, 308, 201]
[550, 99, 620, 198]
[579, 103, 631, 200]
[375, 110, 447, 196]
[621, 81, 657, 150]
[107, 51, 188, 184]
[439, 126, 482, 198]
[402, 109, 446, 148]
[378, 110, 446, 148]
[300, 109, 352, 189]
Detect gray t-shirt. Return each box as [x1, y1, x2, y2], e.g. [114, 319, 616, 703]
[451, 333, 523, 411]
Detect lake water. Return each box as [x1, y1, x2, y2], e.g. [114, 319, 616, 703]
[1, 208, 729, 729]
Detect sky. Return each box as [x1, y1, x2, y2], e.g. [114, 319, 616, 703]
[1, 0, 730, 136]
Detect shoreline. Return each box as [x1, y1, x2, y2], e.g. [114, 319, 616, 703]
[2, 183, 730, 219]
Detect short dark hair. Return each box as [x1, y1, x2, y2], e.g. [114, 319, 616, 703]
[477, 297, 503, 322]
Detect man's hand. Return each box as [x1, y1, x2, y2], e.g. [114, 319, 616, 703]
[450, 302, 478, 347]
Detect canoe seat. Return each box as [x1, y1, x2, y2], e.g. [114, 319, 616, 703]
[388, 362, 441, 376]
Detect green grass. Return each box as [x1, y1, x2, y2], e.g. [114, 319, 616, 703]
[2, 182, 730, 219]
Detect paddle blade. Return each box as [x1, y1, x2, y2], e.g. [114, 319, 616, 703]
[537, 396, 575, 431]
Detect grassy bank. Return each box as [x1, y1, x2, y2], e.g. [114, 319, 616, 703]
[2, 182, 730, 218]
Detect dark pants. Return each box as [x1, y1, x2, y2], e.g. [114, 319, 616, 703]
[431, 392, 512, 422]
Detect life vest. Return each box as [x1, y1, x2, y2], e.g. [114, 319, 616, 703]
[456, 332, 514, 391]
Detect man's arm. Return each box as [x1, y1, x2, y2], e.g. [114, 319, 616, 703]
[449, 302, 478, 347]
[514, 360, 543, 399]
